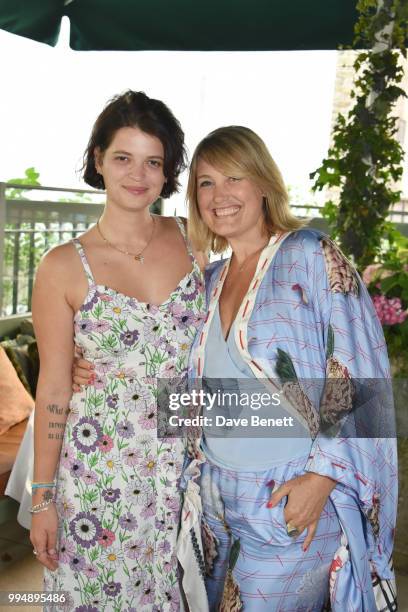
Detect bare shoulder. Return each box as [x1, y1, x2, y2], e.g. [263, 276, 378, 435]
[178, 216, 208, 271]
[37, 241, 76, 273]
[35, 241, 83, 293]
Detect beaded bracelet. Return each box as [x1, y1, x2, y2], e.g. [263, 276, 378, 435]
[31, 482, 56, 490]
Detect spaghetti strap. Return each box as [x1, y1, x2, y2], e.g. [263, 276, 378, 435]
[174, 216, 194, 261]
[72, 239, 96, 285]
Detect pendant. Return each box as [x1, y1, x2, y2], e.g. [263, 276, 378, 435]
[134, 254, 144, 263]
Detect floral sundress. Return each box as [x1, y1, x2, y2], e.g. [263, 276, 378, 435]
[44, 217, 205, 612]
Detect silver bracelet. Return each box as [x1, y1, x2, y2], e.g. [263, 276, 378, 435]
[29, 499, 55, 514]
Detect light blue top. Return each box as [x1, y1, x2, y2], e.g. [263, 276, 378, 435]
[202, 304, 311, 470]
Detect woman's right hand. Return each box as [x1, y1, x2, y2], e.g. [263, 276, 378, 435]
[30, 503, 59, 571]
[72, 357, 95, 391]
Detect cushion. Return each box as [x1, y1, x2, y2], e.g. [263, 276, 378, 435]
[1, 337, 38, 398]
[0, 418, 29, 495]
[0, 347, 34, 436]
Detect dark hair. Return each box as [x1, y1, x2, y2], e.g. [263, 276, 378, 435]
[82, 90, 187, 198]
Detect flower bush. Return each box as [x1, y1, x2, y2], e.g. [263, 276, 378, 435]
[362, 227, 408, 375]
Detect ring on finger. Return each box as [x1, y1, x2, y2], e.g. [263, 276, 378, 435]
[33, 549, 46, 556]
[286, 521, 300, 538]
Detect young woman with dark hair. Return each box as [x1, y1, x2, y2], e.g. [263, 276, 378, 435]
[30, 90, 206, 611]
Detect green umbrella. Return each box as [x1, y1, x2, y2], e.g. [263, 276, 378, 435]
[0, 0, 358, 50]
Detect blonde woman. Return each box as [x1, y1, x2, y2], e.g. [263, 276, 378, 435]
[180, 126, 396, 611]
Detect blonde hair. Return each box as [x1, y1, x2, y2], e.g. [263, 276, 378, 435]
[187, 126, 307, 253]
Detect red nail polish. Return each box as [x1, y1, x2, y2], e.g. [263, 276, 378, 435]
[266, 501, 274, 508]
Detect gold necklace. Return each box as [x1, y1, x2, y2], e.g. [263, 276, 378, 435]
[234, 241, 269, 273]
[96, 217, 155, 263]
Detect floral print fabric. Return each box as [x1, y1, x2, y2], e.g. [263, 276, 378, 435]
[44, 219, 205, 612]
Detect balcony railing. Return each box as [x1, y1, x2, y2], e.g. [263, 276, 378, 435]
[0, 182, 407, 318]
[0, 183, 105, 317]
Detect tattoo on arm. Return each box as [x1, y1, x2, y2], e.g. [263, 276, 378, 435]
[45, 404, 68, 441]
[46, 404, 69, 416]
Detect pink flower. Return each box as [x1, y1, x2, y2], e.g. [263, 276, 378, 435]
[138, 410, 157, 430]
[98, 529, 115, 548]
[363, 264, 382, 286]
[122, 447, 143, 466]
[140, 498, 156, 519]
[98, 435, 114, 453]
[60, 446, 75, 468]
[91, 374, 107, 389]
[84, 564, 99, 578]
[82, 470, 98, 485]
[372, 294, 407, 326]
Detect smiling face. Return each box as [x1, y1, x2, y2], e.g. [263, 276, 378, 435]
[196, 158, 266, 242]
[95, 126, 166, 212]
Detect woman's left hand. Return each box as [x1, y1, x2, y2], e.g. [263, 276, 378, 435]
[267, 473, 337, 551]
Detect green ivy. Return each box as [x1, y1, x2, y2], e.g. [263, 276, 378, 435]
[311, 0, 408, 270]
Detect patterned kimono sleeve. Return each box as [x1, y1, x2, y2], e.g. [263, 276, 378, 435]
[304, 237, 397, 573]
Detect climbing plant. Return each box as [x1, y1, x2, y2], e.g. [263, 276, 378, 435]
[311, 0, 408, 270]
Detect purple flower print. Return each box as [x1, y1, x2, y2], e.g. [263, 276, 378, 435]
[138, 409, 156, 430]
[83, 565, 99, 579]
[106, 394, 119, 409]
[164, 493, 180, 512]
[82, 291, 99, 312]
[120, 329, 140, 346]
[102, 487, 121, 503]
[158, 540, 172, 555]
[103, 582, 122, 598]
[58, 537, 75, 563]
[122, 447, 142, 467]
[70, 460, 85, 478]
[69, 512, 102, 548]
[181, 275, 201, 302]
[96, 356, 114, 373]
[117, 420, 135, 438]
[82, 470, 98, 485]
[60, 445, 75, 468]
[92, 374, 107, 389]
[76, 319, 95, 334]
[126, 573, 144, 597]
[124, 539, 144, 559]
[69, 555, 86, 572]
[155, 517, 166, 532]
[140, 497, 155, 519]
[139, 580, 155, 605]
[169, 301, 184, 317]
[119, 512, 138, 531]
[72, 417, 102, 454]
[140, 455, 157, 477]
[58, 496, 75, 519]
[178, 309, 195, 329]
[161, 582, 180, 612]
[75, 607, 99, 612]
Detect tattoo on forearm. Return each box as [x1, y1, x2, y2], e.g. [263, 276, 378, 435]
[46, 404, 69, 416]
[45, 404, 68, 442]
[42, 489, 54, 502]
